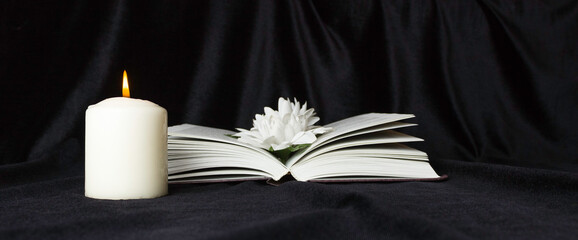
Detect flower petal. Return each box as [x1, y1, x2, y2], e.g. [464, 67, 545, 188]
[291, 131, 317, 145]
[278, 98, 292, 116]
[311, 126, 333, 134]
[233, 97, 331, 154]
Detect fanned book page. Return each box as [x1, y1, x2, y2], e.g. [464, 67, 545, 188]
[168, 125, 289, 182]
[168, 113, 445, 183]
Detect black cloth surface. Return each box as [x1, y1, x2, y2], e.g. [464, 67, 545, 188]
[1, 0, 577, 239]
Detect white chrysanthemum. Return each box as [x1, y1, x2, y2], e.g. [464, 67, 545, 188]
[233, 97, 332, 151]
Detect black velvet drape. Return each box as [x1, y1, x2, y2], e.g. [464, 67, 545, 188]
[1, 1, 577, 239]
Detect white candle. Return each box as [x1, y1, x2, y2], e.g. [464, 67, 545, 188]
[85, 96, 168, 200]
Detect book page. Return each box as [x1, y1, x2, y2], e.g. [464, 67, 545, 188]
[290, 145, 439, 181]
[168, 124, 289, 180]
[168, 168, 271, 180]
[169, 124, 276, 159]
[286, 113, 415, 167]
[296, 130, 423, 162]
[169, 124, 246, 147]
[309, 122, 416, 151]
[294, 143, 429, 166]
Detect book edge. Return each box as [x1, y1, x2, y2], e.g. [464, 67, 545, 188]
[307, 174, 448, 183]
[167, 174, 449, 185]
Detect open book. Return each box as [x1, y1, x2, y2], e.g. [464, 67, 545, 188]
[168, 113, 444, 183]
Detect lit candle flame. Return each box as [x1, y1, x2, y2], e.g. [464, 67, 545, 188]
[122, 70, 130, 98]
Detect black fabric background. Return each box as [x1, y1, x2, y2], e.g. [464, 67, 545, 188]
[1, 0, 577, 239]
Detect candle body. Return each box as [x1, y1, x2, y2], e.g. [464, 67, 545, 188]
[85, 97, 168, 200]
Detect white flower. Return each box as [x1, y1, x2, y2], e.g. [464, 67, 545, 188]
[233, 97, 332, 151]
